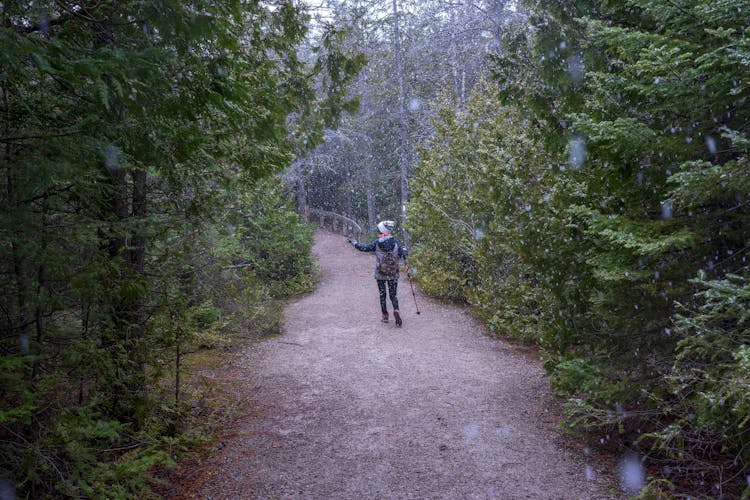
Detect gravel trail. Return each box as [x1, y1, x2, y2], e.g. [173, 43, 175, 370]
[186, 230, 617, 499]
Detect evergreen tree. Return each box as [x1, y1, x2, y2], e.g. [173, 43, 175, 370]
[407, 0, 750, 493]
[0, 1, 361, 495]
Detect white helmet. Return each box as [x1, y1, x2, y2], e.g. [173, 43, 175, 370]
[377, 220, 395, 234]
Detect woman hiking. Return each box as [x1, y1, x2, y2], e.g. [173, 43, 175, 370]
[348, 220, 408, 327]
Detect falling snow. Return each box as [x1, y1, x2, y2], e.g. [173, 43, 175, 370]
[568, 137, 587, 168]
[661, 200, 673, 219]
[620, 453, 646, 495]
[706, 135, 717, 154]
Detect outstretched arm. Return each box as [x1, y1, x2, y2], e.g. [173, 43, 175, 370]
[348, 238, 377, 252]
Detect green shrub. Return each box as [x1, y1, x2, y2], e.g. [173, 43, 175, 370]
[408, 246, 471, 301]
[230, 178, 315, 298]
[191, 301, 222, 329]
[640, 270, 750, 495]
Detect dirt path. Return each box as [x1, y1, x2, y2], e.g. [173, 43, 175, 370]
[187, 230, 617, 499]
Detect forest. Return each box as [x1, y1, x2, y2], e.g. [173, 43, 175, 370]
[2, 0, 749, 498]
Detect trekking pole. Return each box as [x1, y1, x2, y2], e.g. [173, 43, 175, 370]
[404, 263, 421, 315]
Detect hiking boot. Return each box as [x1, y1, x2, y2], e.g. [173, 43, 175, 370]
[381, 313, 389, 323]
[393, 310, 402, 327]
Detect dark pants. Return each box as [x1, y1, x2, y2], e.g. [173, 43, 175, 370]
[377, 279, 399, 314]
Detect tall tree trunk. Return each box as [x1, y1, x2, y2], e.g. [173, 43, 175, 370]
[297, 177, 308, 221]
[131, 167, 147, 274]
[108, 167, 128, 261]
[391, 0, 410, 245]
[105, 164, 128, 418]
[79, 299, 91, 405]
[32, 209, 48, 382]
[366, 160, 376, 233]
[7, 167, 29, 354]
[96, 7, 151, 423]
[130, 166, 148, 410]
[106, 163, 150, 424]
[343, 153, 354, 218]
[174, 330, 181, 404]
[449, 0, 460, 100]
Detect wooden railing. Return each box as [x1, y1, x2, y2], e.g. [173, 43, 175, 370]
[307, 208, 364, 241]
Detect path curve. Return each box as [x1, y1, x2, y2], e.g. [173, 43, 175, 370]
[190, 230, 616, 499]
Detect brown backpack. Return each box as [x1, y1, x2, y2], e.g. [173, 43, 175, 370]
[377, 242, 399, 278]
